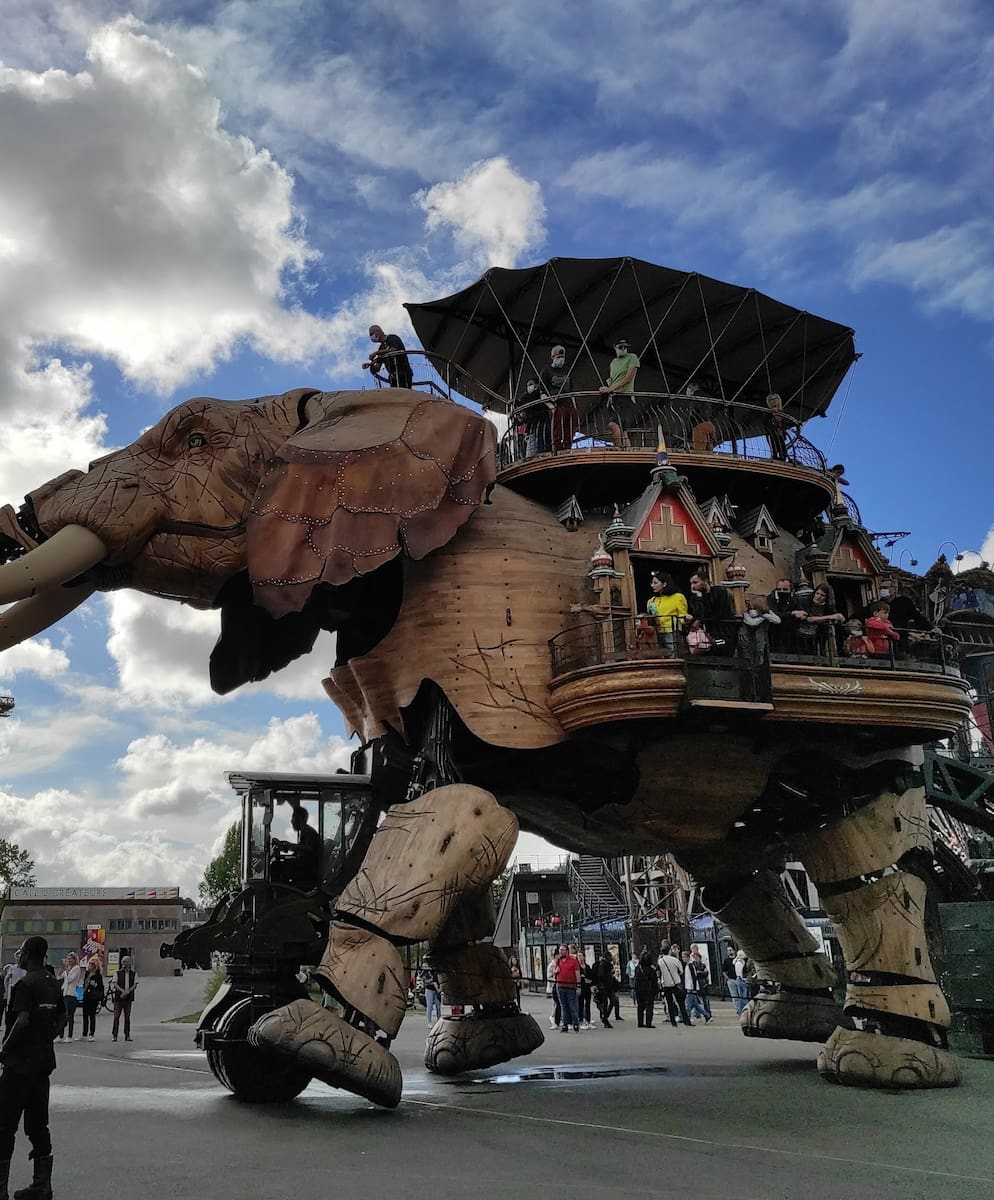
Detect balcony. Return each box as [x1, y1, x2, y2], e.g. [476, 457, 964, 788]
[368, 351, 846, 508]
[547, 617, 970, 738]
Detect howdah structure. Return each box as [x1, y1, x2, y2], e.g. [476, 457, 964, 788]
[0, 257, 971, 1104]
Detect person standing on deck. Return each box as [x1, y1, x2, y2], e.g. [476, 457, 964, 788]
[600, 337, 640, 401]
[364, 325, 414, 390]
[540, 346, 577, 452]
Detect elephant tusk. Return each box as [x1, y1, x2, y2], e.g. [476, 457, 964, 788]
[0, 525, 107, 604]
[0, 583, 95, 653]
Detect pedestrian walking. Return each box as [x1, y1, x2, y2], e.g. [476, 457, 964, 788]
[56, 954, 81, 1043]
[632, 951, 659, 1028]
[554, 945, 583, 1032]
[575, 946, 593, 1029]
[111, 956, 138, 1043]
[546, 948, 563, 1030]
[0, 935, 65, 1200]
[689, 949, 713, 1021]
[682, 951, 712, 1023]
[656, 947, 692, 1027]
[730, 950, 753, 1015]
[419, 964, 442, 1026]
[591, 949, 617, 1029]
[80, 959, 104, 1040]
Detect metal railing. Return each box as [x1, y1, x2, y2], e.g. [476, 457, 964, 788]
[367, 351, 836, 481]
[566, 858, 627, 921]
[549, 616, 960, 680]
[498, 390, 828, 474]
[367, 349, 509, 408]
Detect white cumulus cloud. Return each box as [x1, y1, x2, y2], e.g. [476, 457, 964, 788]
[0, 637, 70, 680]
[417, 157, 546, 270]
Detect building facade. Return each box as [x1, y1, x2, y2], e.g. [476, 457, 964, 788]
[2, 886, 184, 978]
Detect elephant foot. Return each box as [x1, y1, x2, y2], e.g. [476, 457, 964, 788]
[817, 1027, 962, 1090]
[248, 999, 402, 1108]
[740, 989, 852, 1043]
[425, 1011, 544, 1075]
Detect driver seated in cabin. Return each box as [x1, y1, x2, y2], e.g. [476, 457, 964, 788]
[271, 806, 322, 891]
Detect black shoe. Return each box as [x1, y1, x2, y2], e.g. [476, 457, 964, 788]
[560, 1026, 569, 1033]
[636, 1022, 643, 1028]
[112, 1037, 117, 1042]
[602, 1020, 612, 1029]
[13, 1152, 52, 1200]
[614, 1016, 624, 1021]
[645, 1024, 655, 1028]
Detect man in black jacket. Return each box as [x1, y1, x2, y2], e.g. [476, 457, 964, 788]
[689, 571, 734, 649]
[0, 936, 65, 1200]
[591, 951, 617, 1029]
[364, 325, 414, 389]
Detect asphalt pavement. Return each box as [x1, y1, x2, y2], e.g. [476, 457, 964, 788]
[32, 977, 994, 1200]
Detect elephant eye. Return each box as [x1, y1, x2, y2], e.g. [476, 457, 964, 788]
[188, 432, 207, 449]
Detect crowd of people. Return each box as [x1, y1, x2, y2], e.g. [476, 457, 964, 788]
[538, 942, 717, 1033]
[642, 572, 931, 665]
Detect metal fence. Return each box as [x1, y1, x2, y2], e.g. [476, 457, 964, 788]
[550, 616, 960, 679]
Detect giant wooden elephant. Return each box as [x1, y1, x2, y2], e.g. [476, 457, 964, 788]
[0, 387, 964, 1105]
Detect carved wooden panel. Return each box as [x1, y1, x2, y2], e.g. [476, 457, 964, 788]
[795, 788, 932, 883]
[821, 873, 936, 982]
[323, 487, 593, 748]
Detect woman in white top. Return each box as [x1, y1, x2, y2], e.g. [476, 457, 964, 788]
[57, 952, 83, 1041]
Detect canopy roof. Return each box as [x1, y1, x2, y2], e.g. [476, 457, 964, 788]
[405, 257, 856, 422]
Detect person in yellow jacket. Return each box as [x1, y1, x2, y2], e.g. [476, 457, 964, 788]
[646, 572, 688, 656]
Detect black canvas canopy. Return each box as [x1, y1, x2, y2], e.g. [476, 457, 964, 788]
[405, 257, 856, 423]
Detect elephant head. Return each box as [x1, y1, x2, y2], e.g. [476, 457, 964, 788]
[0, 387, 497, 692]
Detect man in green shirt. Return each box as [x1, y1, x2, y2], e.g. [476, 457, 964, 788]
[600, 337, 640, 398]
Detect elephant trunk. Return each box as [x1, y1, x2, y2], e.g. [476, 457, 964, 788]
[0, 525, 108, 604]
[0, 583, 95, 652]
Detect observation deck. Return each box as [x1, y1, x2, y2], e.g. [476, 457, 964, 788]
[546, 618, 970, 742]
[371, 351, 850, 522]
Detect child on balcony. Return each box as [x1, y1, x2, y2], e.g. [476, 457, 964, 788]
[737, 598, 781, 665]
[843, 619, 872, 658]
[865, 602, 901, 658]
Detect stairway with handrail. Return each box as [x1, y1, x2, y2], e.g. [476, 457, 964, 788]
[567, 855, 628, 922]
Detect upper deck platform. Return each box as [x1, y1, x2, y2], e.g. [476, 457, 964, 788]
[373, 351, 851, 521]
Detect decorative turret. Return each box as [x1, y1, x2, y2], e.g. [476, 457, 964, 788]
[603, 505, 634, 552]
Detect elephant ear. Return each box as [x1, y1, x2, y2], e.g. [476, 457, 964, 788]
[246, 392, 497, 618]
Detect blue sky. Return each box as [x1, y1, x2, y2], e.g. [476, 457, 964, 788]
[0, 1, 991, 894]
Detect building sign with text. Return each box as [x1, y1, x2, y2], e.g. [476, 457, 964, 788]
[9, 886, 180, 901]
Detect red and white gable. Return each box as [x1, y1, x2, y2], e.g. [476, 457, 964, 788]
[632, 489, 722, 557]
[831, 531, 878, 575]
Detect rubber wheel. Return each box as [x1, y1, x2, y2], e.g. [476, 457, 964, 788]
[206, 997, 312, 1103]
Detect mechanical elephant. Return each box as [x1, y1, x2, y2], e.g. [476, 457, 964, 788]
[0, 386, 963, 1105]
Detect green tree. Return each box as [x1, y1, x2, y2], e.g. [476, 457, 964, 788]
[199, 823, 241, 905]
[491, 866, 512, 909]
[0, 840, 35, 900]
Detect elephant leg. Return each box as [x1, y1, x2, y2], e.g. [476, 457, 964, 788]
[794, 780, 961, 1090]
[706, 866, 849, 1043]
[249, 784, 518, 1108]
[424, 891, 544, 1075]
